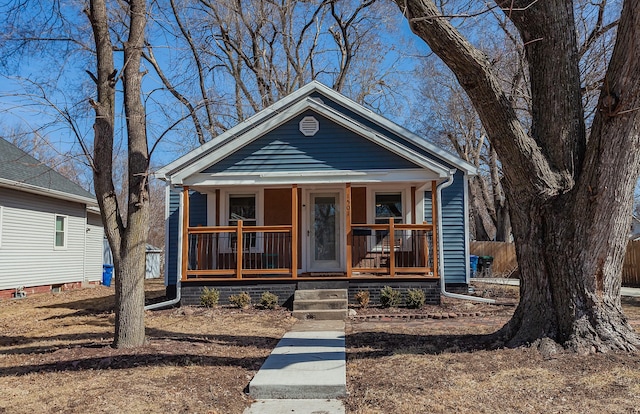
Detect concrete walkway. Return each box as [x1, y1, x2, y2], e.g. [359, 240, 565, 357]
[473, 277, 640, 297]
[244, 320, 346, 414]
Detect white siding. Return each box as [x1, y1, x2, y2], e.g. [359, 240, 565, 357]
[84, 211, 104, 282]
[0, 187, 101, 290]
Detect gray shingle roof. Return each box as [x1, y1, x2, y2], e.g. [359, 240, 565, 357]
[0, 137, 96, 201]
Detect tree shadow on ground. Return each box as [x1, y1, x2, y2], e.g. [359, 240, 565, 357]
[0, 352, 268, 377]
[38, 295, 115, 312]
[0, 326, 286, 376]
[0, 325, 281, 357]
[347, 331, 503, 359]
[0, 332, 111, 355]
[38, 293, 169, 315]
[144, 326, 282, 350]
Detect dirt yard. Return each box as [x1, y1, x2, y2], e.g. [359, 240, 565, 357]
[1, 281, 640, 413]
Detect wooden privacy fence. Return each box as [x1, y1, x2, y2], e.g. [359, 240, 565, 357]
[470, 240, 640, 286]
[470, 241, 518, 276]
[623, 240, 640, 286]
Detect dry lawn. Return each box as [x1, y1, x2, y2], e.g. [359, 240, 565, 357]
[1, 281, 640, 413]
[0, 280, 296, 414]
[345, 290, 640, 414]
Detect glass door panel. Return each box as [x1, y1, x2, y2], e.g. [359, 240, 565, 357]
[309, 193, 341, 270]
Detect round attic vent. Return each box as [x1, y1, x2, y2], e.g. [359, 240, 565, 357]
[299, 116, 319, 136]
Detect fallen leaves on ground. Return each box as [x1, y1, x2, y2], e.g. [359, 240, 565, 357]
[2, 280, 640, 413]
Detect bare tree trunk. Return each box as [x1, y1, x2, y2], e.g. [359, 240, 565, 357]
[115, 0, 149, 348]
[88, 0, 149, 349]
[396, 0, 640, 352]
[505, 182, 637, 352]
[468, 176, 496, 241]
[489, 148, 511, 242]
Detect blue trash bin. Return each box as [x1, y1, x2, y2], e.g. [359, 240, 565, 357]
[469, 255, 479, 277]
[102, 264, 114, 287]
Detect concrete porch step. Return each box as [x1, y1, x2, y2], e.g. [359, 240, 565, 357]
[294, 289, 347, 301]
[293, 298, 348, 311]
[292, 289, 348, 321]
[292, 309, 348, 320]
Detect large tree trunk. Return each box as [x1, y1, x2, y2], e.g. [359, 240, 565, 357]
[396, 0, 640, 352]
[113, 0, 149, 348]
[504, 190, 638, 353]
[88, 0, 149, 348]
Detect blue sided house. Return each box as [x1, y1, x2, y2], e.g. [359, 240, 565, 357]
[156, 81, 476, 306]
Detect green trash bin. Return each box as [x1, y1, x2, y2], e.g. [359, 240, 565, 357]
[478, 256, 494, 277]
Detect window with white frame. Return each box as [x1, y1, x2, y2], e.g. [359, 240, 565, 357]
[54, 215, 67, 248]
[374, 192, 404, 249]
[228, 194, 257, 249]
[375, 193, 403, 224]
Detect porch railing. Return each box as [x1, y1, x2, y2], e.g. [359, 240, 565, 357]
[185, 221, 294, 279]
[183, 220, 436, 280]
[349, 222, 435, 276]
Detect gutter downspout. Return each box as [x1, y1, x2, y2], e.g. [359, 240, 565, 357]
[145, 183, 182, 310]
[437, 171, 496, 304]
[145, 279, 181, 310]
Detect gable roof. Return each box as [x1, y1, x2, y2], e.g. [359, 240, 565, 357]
[157, 81, 476, 183]
[0, 137, 97, 206]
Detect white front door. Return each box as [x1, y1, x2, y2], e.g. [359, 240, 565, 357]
[308, 192, 342, 271]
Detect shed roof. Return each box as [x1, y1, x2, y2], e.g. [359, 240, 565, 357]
[0, 137, 97, 206]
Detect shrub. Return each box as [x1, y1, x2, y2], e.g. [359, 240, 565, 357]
[354, 291, 370, 308]
[200, 287, 220, 308]
[260, 291, 279, 309]
[406, 288, 426, 309]
[229, 291, 252, 308]
[380, 286, 401, 308]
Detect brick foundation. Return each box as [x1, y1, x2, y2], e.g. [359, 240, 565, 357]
[180, 279, 454, 308]
[348, 280, 441, 306]
[0, 281, 102, 300]
[181, 281, 298, 307]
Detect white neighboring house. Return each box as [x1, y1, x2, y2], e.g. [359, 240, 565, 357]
[0, 137, 104, 298]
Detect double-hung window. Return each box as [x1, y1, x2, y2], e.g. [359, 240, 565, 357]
[374, 193, 403, 248]
[55, 215, 67, 248]
[375, 193, 403, 225]
[228, 194, 256, 250]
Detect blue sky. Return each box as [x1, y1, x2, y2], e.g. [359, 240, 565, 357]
[0, 0, 638, 208]
[0, 1, 430, 171]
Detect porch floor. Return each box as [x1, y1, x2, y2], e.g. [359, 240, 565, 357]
[184, 273, 438, 282]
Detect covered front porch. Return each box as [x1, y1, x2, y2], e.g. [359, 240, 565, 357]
[178, 182, 440, 283]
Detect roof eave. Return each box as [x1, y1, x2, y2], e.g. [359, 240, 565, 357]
[171, 97, 452, 184]
[158, 80, 476, 179]
[156, 82, 325, 178]
[0, 178, 98, 208]
[309, 82, 478, 175]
